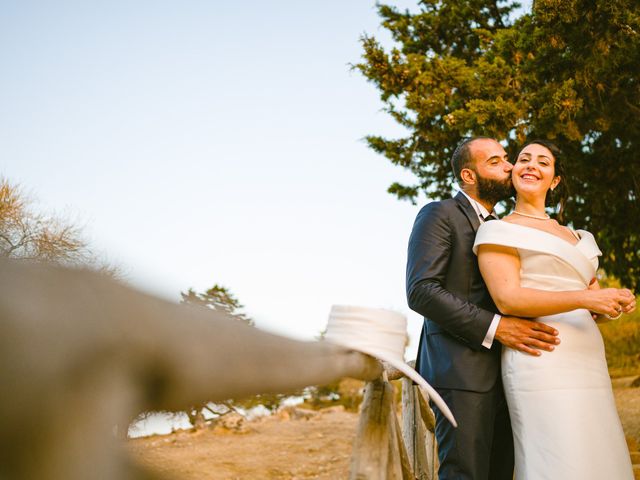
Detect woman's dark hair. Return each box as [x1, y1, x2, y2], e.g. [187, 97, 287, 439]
[516, 139, 569, 222]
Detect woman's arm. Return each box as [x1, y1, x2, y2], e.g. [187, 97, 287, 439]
[477, 244, 632, 317]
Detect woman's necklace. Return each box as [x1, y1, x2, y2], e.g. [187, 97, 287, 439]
[513, 210, 551, 220]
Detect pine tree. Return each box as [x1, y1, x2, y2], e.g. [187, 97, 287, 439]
[357, 0, 640, 287]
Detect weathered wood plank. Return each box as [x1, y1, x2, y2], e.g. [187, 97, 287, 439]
[390, 387, 415, 480]
[417, 387, 436, 433]
[350, 378, 395, 479]
[417, 387, 438, 478]
[402, 378, 417, 465]
[402, 379, 435, 480]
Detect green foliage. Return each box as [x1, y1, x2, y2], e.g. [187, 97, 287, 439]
[181, 284, 253, 326]
[357, 0, 640, 287]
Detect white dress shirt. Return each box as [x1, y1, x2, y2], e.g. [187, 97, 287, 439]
[459, 190, 501, 349]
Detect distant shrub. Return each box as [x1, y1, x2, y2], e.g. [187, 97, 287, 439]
[304, 378, 365, 412]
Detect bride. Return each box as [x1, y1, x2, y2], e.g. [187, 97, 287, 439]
[473, 140, 635, 479]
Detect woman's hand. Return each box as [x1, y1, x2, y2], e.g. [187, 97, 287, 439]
[620, 289, 636, 314]
[583, 288, 635, 317]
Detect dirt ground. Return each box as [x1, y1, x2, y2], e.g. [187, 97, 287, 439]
[128, 407, 356, 480]
[129, 378, 640, 480]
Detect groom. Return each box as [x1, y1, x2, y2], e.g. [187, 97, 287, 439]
[406, 137, 560, 479]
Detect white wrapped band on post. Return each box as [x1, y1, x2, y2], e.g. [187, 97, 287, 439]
[324, 305, 457, 427]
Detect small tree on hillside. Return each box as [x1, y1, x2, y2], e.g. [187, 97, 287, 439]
[180, 284, 287, 428]
[0, 177, 117, 275]
[181, 285, 253, 326]
[0, 178, 88, 264]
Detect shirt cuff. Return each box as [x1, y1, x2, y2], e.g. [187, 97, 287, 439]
[482, 314, 501, 349]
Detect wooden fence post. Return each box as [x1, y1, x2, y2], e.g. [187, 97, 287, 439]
[390, 389, 415, 480]
[401, 378, 432, 479]
[417, 387, 438, 479]
[350, 377, 414, 480]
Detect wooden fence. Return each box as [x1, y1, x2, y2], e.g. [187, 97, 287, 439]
[0, 259, 437, 479]
[350, 365, 438, 480]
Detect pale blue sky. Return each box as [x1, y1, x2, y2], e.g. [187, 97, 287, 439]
[1, 1, 530, 358]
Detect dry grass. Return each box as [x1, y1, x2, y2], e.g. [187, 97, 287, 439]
[599, 303, 640, 378]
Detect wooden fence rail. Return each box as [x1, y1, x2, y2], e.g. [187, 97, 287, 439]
[0, 259, 438, 479]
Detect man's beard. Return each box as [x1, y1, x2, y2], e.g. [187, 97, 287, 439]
[476, 173, 515, 205]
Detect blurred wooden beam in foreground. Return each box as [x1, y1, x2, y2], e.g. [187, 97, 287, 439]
[0, 259, 381, 480]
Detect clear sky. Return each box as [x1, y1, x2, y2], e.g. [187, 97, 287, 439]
[1, 1, 530, 359]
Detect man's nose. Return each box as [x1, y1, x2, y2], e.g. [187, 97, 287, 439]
[504, 160, 513, 171]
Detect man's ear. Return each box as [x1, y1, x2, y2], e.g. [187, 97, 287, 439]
[551, 176, 561, 191]
[460, 168, 476, 186]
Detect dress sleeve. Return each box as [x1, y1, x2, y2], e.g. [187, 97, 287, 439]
[575, 230, 602, 270]
[575, 230, 602, 260]
[473, 222, 600, 285]
[472, 221, 525, 255]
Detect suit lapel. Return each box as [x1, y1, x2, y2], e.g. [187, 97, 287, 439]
[454, 191, 481, 233]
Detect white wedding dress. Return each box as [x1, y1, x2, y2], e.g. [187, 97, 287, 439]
[473, 221, 633, 480]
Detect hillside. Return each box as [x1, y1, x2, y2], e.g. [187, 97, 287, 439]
[129, 377, 640, 479]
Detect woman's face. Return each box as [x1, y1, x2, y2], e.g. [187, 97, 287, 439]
[512, 143, 560, 197]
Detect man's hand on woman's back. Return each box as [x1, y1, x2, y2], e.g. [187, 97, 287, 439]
[495, 317, 560, 356]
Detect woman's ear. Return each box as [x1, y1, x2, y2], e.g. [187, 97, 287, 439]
[550, 176, 561, 191]
[460, 168, 476, 186]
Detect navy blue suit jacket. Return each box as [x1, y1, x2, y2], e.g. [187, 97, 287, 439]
[406, 192, 501, 392]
